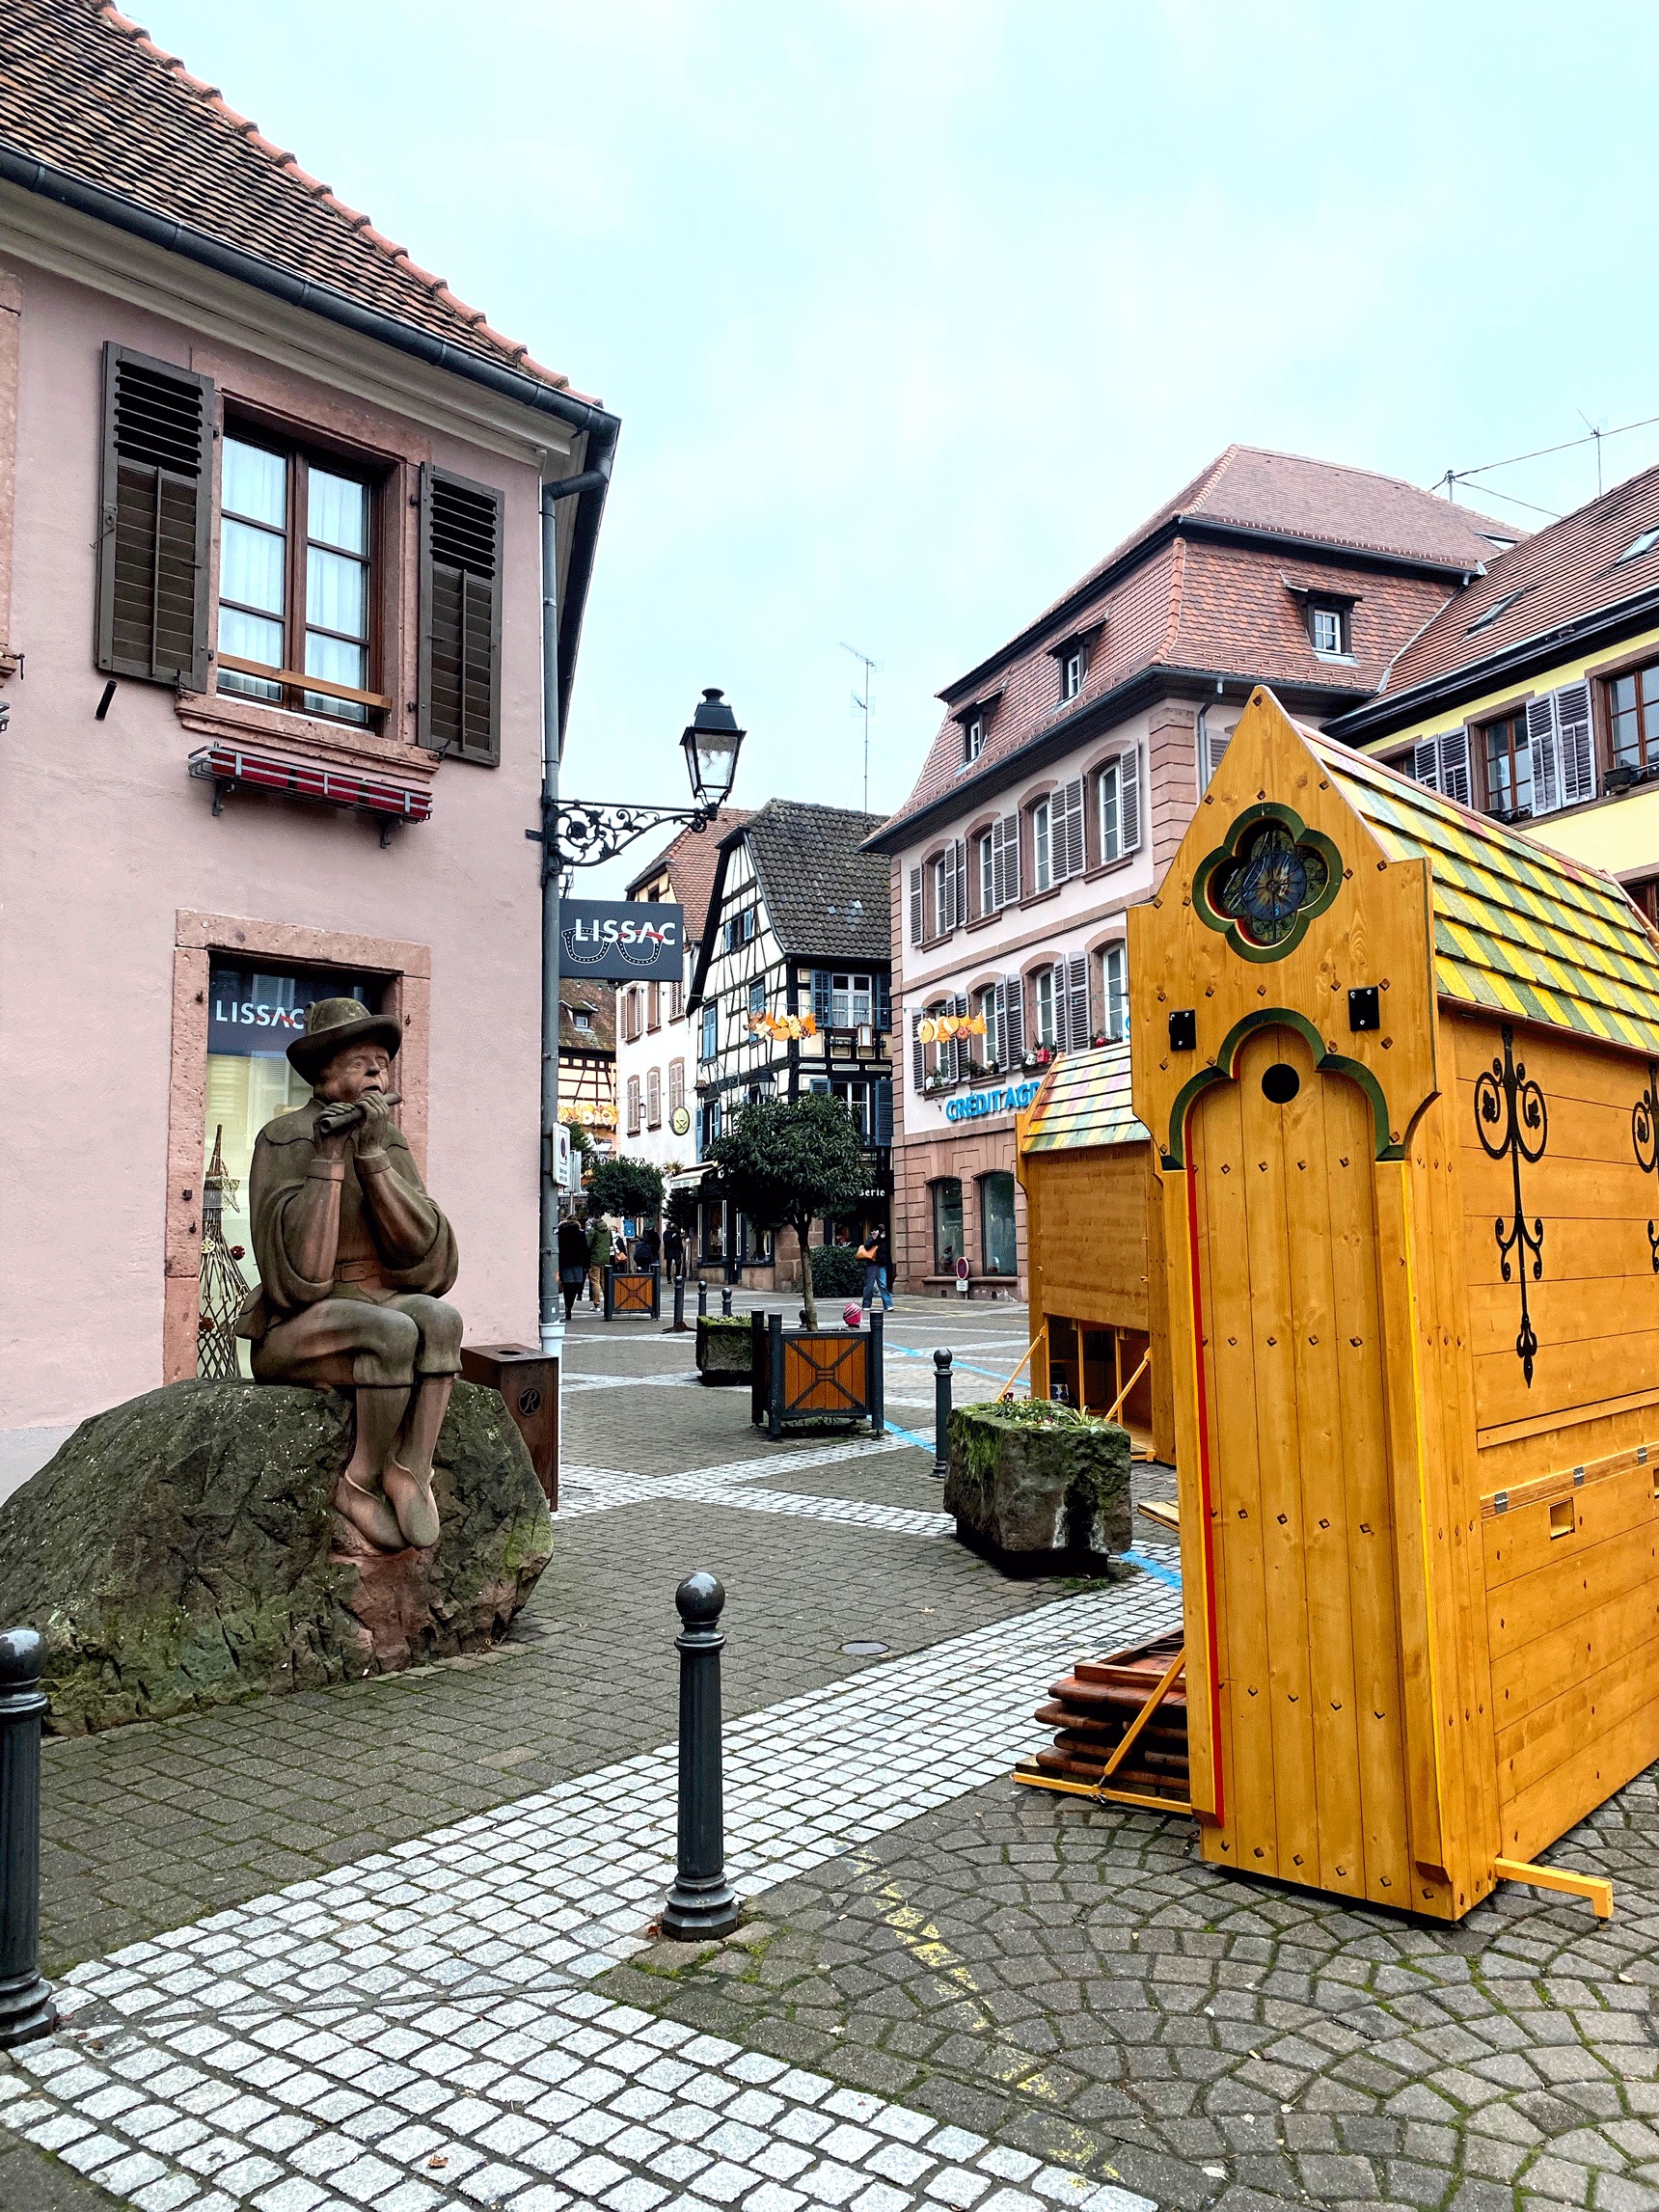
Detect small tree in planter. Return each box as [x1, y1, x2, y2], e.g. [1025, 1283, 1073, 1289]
[707, 1094, 868, 1328]
[944, 1397, 1131, 1573]
[585, 1156, 666, 1230]
[665, 1185, 700, 1236]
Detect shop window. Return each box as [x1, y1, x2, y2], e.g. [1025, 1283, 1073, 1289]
[932, 1177, 965, 1273]
[981, 1172, 1017, 1275]
[202, 961, 384, 1376]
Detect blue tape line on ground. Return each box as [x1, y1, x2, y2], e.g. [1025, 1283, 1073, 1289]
[1129, 1545, 1182, 1590]
[889, 1345, 1021, 1385]
[881, 1420, 937, 1454]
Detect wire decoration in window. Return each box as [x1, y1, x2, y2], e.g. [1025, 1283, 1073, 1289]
[1476, 1023, 1547, 1384]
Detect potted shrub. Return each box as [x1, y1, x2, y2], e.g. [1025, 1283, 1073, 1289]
[943, 1397, 1131, 1575]
[696, 1314, 754, 1386]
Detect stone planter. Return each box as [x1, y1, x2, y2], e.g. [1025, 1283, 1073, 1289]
[696, 1315, 753, 1386]
[943, 1400, 1131, 1576]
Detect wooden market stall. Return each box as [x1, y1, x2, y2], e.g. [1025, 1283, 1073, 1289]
[1064, 682, 1659, 1923]
[1015, 1043, 1175, 1463]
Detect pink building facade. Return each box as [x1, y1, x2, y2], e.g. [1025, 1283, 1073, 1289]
[0, 6, 615, 1476]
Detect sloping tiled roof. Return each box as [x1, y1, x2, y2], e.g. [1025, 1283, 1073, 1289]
[871, 448, 1519, 850]
[1374, 462, 1659, 696]
[0, 0, 578, 393]
[559, 979, 614, 1054]
[1020, 1042, 1149, 1155]
[742, 802, 891, 963]
[626, 813, 753, 949]
[1317, 735, 1659, 1058]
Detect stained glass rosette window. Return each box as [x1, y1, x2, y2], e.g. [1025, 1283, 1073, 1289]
[1192, 807, 1343, 962]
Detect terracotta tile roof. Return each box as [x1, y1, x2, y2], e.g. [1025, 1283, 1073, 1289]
[1020, 1041, 1149, 1155]
[872, 448, 1516, 849]
[559, 979, 614, 1054]
[626, 813, 753, 948]
[1373, 463, 1659, 696]
[1317, 731, 1659, 1058]
[0, 0, 580, 395]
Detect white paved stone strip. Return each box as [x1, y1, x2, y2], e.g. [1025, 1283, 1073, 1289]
[563, 1370, 706, 1394]
[557, 1438, 913, 1519]
[673, 1487, 953, 1539]
[4, 1588, 1176, 2212]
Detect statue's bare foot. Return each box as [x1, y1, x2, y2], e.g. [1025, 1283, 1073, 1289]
[335, 1472, 405, 1553]
[384, 1461, 440, 1548]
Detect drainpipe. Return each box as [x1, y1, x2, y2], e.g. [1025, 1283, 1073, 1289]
[538, 456, 615, 1359]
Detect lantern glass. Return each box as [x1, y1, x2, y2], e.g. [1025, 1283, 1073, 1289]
[681, 689, 745, 807]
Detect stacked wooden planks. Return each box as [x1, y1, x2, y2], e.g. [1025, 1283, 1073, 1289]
[1024, 1630, 1190, 1801]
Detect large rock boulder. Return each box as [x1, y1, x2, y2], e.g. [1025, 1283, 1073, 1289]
[696, 1315, 753, 1386]
[0, 1379, 552, 1734]
[943, 1399, 1132, 1575]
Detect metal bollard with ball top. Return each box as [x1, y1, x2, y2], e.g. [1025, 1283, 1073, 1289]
[659, 1573, 739, 1940]
[0, 1627, 56, 2048]
[932, 1350, 952, 1481]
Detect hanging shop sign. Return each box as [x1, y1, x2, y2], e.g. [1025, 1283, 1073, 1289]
[559, 899, 685, 980]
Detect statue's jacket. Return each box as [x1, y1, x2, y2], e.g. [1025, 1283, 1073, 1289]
[236, 1097, 459, 1342]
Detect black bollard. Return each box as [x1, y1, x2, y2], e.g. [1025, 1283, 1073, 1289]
[932, 1350, 952, 1481]
[697, 1278, 708, 1320]
[666, 1272, 689, 1334]
[659, 1574, 739, 1940]
[721, 1286, 733, 1319]
[0, 1628, 56, 2048]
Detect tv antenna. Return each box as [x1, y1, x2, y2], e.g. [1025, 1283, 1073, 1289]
[840, 642, 879, 813]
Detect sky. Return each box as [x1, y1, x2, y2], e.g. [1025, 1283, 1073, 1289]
[137, 0, 1659, 890]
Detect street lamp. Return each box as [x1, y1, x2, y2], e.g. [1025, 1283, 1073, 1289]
[681, 688, 746, 812]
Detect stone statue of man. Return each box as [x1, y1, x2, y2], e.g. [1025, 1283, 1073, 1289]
[236, 998, 461, 1556]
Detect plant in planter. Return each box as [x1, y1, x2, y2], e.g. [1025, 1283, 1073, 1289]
[943, 1397, 1130, 1573]
[809, 1243, 864, 1300]
[696, 1315, 754, 1386]
[706, 1093, 869, 1328]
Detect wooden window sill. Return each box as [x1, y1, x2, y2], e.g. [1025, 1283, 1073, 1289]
[177, 687, 438, 784]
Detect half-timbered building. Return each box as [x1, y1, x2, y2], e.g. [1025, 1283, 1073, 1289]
[685, 801, 892, 1283]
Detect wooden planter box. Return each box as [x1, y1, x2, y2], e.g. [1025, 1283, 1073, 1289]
[603, 1264, 660, 1320]
[750, 1309, 885, 1439]
[943, 1401, 1131, 1575]
[696, 1315, 753, 1386]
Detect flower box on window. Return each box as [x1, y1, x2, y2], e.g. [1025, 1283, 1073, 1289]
[189, 741, 432, 844]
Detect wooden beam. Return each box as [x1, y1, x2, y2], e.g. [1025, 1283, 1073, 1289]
[1494, 1855, 1614, 1920]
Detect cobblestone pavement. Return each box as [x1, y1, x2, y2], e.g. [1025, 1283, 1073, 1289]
[10, 1294, 1655, 2212]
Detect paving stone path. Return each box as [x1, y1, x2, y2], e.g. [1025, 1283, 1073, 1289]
[4, 1295, 1655, 2212]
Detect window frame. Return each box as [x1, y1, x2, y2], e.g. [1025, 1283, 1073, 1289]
[976, 829, 994, 916]
[1031, 797, 1053, 893]
[699, 1001, 718, 1061]
[976, 982, 1000, 1068]
[1608, 659, 1659, 775]
[963, 713, 985, 764]
[1032, 965, 1057, 1047]
[1101, 942, 1128, 1041]
[1482, 707, 1534, 817]
[1306, 598, 1350, 658]
[1061, 645, 1084, 701]
[216, 418, 386, 727]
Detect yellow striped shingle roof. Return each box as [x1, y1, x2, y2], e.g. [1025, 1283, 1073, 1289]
[1315, 736, 1659, 1058]
[1020, 1041, 1150, 1155]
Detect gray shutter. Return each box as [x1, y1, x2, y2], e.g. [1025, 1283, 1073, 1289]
[873, 1078, 893, 1146]
[1438, 728, 1473, 806]
[1556, 682, 1595, 806]
[1067, 954, 1090, 1051]
[991, 813, 1017, 907]
[952, 839, 967, 929]
[1526, 696, 1559, 816]
[1411, 739, 1441, 791]
[1005, 974, 1025, 1060]
[911, 1008, 925, 1091]
[811, 969, 832, 1025]
[1201, 716, 1231, 786]
[909, 866, 923, 943]
[993, 978, 1008, 1069]
[419, 463, 503, 763]
[95, 344, 213, 689]
[1119, 748, 1142, 855]
[1052, 778, 1085, 880]
[875, 972, 891, 1032]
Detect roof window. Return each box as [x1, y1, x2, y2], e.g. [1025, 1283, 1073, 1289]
[1465, 588, 1525, 635]
[1618, 528, 1659, 565]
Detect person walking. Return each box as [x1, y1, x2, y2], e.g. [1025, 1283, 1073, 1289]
[636, 1222, 662, 1272]
[557, 1214, 590, 1324]
[857, 1226, 883, 1314]
[874, 1224, 895, 1311]
[587, 1212, 613, 1306]
[663, 1221, 685, 1280]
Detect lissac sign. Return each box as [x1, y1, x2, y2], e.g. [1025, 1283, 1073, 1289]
[559, 898, 686, 981]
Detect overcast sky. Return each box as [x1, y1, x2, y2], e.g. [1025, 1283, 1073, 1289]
[142, 0, 1659, 887]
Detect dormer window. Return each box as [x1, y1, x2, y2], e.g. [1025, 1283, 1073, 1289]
[1466, 588, 1525, 635]
[1308, 600, 1350, 657]
[964, 713, 985, 764]
[1061, 646, 1085, 701]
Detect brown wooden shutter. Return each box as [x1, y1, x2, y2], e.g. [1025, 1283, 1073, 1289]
[419, 463, 503, 763]
[95, 344, 213, 689]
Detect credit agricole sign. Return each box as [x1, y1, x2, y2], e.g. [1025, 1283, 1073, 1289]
[938, 1079, 1042, 1124]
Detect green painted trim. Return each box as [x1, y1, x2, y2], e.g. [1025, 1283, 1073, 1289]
[1161, 1007, 1402, 1169]
[1191, 803, 1344, 964]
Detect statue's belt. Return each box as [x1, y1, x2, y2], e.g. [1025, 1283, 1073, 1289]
[333, 1259, 387, 1286]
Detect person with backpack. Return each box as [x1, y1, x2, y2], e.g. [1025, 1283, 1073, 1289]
[557, 1215, 590, 1323]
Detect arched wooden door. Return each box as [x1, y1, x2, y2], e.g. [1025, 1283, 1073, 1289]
[1188, 1024, 1411, 1904]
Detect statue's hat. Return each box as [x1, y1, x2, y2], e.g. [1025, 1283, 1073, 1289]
[286, 997, 403, 1081]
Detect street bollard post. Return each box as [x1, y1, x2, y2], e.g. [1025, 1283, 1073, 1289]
[0, 1627, 56, 2048]
[659, 1573, 740, 1940]
[667, 1271, 688, 1334]
[932, 1350, 952, 1481]
[697, 1278, 708, 1319]
[721, 1285, 733, 1319]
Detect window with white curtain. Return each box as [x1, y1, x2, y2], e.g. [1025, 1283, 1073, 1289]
[1031, 799, 1052, 892]
[1101, 943, 1129, 1040]
[1032, 967, 1057, 1047]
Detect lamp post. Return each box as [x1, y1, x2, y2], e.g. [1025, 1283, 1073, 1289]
[533, 689, 747, 1363]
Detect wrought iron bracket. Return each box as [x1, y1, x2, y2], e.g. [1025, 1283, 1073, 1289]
[1476, 1023, 1548, 1385]
[1631, 1061, 1659, 1271]
[526, 797, 716, 881]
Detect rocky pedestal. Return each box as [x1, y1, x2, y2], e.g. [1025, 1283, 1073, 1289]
[943, 1400, 1132, 1576]
[0, 1379, 553, 1734]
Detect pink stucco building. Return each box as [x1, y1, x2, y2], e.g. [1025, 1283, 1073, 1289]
[0, 3, 617, 1483]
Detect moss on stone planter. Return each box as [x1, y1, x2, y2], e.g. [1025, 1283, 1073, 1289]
[943, 1398, 1131, 1574]
[696, 1315, 754, 1386]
